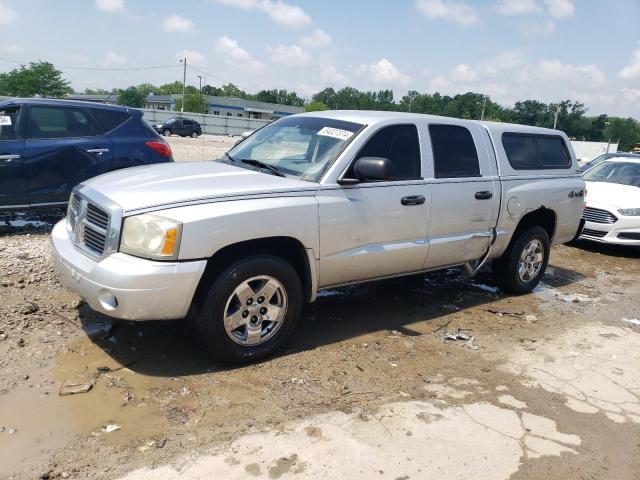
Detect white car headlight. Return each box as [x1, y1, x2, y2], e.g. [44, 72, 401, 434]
[618, 208, 640, 216]
[120, 214, 182, 260]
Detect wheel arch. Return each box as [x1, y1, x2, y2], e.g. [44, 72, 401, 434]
[509, 207, 557, 248]
[191, 236, 315, 310]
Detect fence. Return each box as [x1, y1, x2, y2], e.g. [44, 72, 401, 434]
[140, 109, 271, 136]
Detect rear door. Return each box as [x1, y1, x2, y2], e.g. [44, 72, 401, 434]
[24, 105, 114, 206]
[423, 122, 499, 269]
[0, 105, 27, 207]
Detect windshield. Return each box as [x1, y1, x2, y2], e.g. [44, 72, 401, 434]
[165, 118, 176, 124]
[225, 116, 364, 182]
[583, 161, 640, 188]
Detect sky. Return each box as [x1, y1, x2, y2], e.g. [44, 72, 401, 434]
[0, 0, 639, 117]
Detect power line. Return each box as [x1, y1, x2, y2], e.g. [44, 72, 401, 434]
[186, 64, 258, 94]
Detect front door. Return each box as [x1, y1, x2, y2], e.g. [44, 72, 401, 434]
[318, 124, 430, 287]
[0, 105, 27, 207]
[24, 105, 113, 206]
[423, 123, 499, 269]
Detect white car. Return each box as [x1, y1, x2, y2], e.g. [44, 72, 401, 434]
[580, 156, 640, 246]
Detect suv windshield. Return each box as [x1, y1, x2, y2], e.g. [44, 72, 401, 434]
[583, 161, 640, 188]
[225, 116, 363, 182]
[165, 118, 176, 124]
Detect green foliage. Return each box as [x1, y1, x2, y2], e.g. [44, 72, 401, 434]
[0, 61, 72, 97]
[116, 86, 146, 108]
[221, 83, 247, 99]
[255, 89, 304, 107]
[202, 84, 223, 96]
[305, 101, 329, 112]
[605, 117, 640, 151]
[156, 81, 184, 95]
[174, 93, 206, 113]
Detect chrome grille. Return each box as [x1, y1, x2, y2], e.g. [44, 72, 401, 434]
[68, 194, 111, 258]
[581, 228, 607, 238]
[582, 207, 617, 224]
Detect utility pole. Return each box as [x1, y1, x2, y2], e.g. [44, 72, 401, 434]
[480, 95, 487, 121]
[180, 57, 187, 114]
[553, 104, 560, 129]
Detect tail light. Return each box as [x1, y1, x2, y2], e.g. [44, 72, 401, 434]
[145, 140, 172, 157]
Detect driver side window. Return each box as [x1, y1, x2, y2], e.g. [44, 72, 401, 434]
[348, 124, 421, 181]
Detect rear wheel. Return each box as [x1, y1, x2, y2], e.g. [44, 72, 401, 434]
[190, 131, 199, 138]
[492, 226, 550, 294]
[196, 255, 303, 363]
[162, 129, 171, 137]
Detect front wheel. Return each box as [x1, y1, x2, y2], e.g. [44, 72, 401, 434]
[492, 226, 550, 294]
[196, 255, 303, 363]
[162, 129, 171, 137]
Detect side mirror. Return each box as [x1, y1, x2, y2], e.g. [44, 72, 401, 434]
[353, 157, 394, 182]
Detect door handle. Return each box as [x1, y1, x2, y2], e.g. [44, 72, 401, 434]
[86, 148, 109, 155]
[401, 195, 425, 206]
[0, 154, 20, 161]
[475, 191, 493, 200]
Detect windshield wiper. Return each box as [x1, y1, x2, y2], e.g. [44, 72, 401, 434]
[240, 159, 285, 177]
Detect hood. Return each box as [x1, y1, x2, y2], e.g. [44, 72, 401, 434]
[585, 181, 640, 209]
[77, 161, 317, 213]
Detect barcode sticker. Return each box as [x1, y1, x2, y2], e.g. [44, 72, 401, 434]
[317, 126, 353, 141]
[0, 116, 11, 126]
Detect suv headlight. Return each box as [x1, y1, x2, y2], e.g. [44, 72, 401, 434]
[120, 214, 182, 260]
[618, 208, 640, 216]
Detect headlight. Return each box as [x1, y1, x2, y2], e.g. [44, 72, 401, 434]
[618, 208, 640, 216]
[120, 214, 182, 260]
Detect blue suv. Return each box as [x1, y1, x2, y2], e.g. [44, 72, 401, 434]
[0, 98, 173, 209]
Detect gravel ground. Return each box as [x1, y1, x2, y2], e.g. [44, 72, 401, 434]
[164, 134, 238, 162]
[0, 161, 639, 479]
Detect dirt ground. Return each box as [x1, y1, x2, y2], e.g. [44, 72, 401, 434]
[164, 134, 238, 162]
[1, 137, 639, 479]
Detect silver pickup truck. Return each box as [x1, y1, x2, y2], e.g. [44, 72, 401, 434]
[52, 111, 585, 362]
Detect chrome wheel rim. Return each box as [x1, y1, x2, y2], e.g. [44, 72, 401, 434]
[518, 239, 544, 283]
[223, 275, 288, 346]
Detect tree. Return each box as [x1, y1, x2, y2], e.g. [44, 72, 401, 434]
[156, 81, 184, 95]
[221, 83, 248, 98]
[117, 86, 146, 108]
[174, 93, 206, 113]
[135, 83, 157, 96]
[202, 84, 223, 96]
[312, 88, 337, 109]
[255, 89, 304, 107]
[0, 61, 72, 97]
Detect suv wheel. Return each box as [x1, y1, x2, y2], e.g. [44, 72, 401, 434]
[196, 255, 303, 363]
[163, 129, 171, 137]
[492, 226, 550, 294]
[190, 131, 199, 138]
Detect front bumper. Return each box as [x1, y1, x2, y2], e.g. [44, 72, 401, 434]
[579, 206, 640, 246]
[51, 220, 207, 320]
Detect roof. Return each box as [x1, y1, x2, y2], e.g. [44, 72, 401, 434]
[605, 156, 640, 163]
[0, 97, 136, 113]
[295, 110, 565, 136]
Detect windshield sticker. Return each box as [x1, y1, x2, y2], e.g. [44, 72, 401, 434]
[317, 126, 354, 141]
[0, 116, 11, 126]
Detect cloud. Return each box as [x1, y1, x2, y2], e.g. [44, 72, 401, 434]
[215, 36, 265, 72]
[521, 19, 556, 36]
[450, 64, 479, 82]
[0, 44, 23, 54]
[356, 58, 411, 86]
[534, 59, 606, 88]
[0, 0, 17, 24]
[213, 0, 311, 27]
[105, 50, 127, 65]
[95, 0, 124, 13]
[544, 0, 574, 18]
[495, 0, 542, 16]
[415, 0, 479, 26]
[619, 48, 640, 80]
[622, 88, 640, 104]
[175, 49, 207, 67]
[162, 14, 194, 32]
[321, 65, 349, 86]
[267, 44, 310, 67]
[300, 29, 332, 49]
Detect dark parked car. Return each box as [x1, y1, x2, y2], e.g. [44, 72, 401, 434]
[581, 152, 639, 172]
[152, 117, 202, 138]
[0, 98, 173, 210]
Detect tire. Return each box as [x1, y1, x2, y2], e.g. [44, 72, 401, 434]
[190, 131, 198, 138]
[492, 226, 550, 294]
[163, 129, 171, 137]
[196, 255, 303, 363]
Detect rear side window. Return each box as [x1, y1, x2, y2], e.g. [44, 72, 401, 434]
[502, 133, 571, 169]
[429, 124, 480, 178]
[29, 106, 100, 139]
[91, 108, 130, 133]
[354, 124, 421, 181]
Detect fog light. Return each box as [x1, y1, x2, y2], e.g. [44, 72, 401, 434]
[98, 290, 118, 311]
